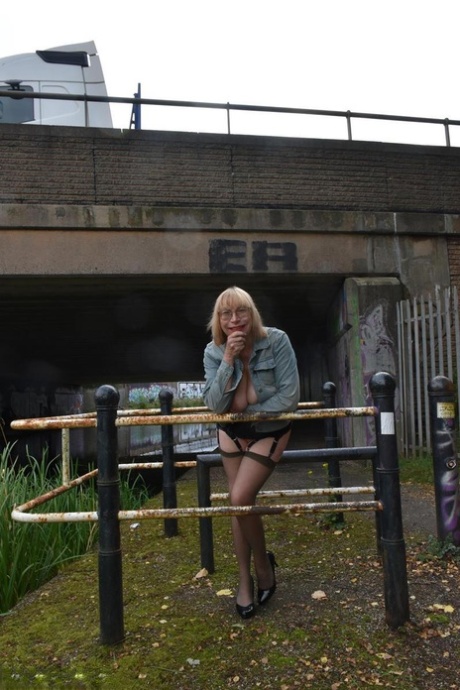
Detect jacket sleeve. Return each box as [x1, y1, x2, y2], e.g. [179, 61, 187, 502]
[246, 331, 300, 414]
[202, 343, 243, 413]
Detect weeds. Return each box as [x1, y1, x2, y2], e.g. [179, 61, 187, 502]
[0, 443, 148, 614]
[417, 533, 460, 563]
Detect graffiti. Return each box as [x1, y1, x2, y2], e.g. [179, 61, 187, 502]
[128, 381, 214, 450]
[177, 382, 204, 399]
[209, 239, 297, 273]
[128, 384, 165, 407]
[434, 418, 460, 543]
[360, 301, 397, 444]
[360, 302, 396, 381]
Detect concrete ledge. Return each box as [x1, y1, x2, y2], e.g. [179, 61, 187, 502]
[0, 204, 458, 235]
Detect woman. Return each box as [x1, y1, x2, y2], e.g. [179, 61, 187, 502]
[203, 286, 300, 619]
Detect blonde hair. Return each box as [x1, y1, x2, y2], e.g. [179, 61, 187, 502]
[207, 286, 267, 345]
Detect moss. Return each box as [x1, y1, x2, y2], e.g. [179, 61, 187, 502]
[0, 470, 458, 689]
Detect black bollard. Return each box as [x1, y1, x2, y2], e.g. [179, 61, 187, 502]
[197, 456, 215, 573]
[322, 382, 344, 525]
[428, 376, 460, 546]
[370, 372, 410, 629]
[95, 385, 124, 646]
[159, 389, 178, 537]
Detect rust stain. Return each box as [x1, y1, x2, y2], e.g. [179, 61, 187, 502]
[115, 407, 377, 428]
[10, 402, 368, 431]
[118, 461, 197, 471]
[119, 501, 383, 520]
[210, 486, 376, 500]
[12, 500, 383, 524]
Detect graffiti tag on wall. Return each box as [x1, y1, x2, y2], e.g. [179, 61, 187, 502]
[209, 240, 298, 272]
[360, 301, 397, 444]
[433, 416, 460, 543]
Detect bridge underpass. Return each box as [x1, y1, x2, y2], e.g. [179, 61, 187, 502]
[0, 273, 343, 389]
[2, 123, 460, 459]
[2, 272, 345, 463]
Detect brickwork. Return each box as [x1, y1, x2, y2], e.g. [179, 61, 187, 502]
[1, 125, 460, 213]
[447, 237, 460, 292]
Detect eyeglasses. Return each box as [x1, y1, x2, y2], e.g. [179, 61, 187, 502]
[219, 307, 250, 321]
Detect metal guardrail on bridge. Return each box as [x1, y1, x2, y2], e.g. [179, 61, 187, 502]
[0, 89, 458, 146]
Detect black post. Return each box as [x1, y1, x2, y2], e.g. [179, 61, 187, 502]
[95, 384, 124, 646]
[159, 389, 178, 537]
[428, 376, 460, 546]
[371, 447, 383, 557]
[197, 456, 215, 573]
[370, 372, 410, 629]
[323, 382, 344, 525]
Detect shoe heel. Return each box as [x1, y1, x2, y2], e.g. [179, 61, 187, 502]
[258, 552, 278, 606]
[268, 551, 278, 568]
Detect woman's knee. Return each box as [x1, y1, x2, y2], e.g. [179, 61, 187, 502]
[229, 486, 255, 507]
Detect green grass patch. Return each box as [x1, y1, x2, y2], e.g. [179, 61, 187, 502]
[399, 453, 434, 485]
[0, 466, 458, 689]
[0, 443, 148, 614]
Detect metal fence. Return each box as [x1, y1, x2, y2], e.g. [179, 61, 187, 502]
[1, 89, 459, 146]
[397, 285, 459, 457]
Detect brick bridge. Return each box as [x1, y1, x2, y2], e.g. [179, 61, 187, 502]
[1, 122, 460, 450]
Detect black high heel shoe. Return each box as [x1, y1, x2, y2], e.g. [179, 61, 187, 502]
[258, 551, 278, 606]
[236, 576, 256, 620]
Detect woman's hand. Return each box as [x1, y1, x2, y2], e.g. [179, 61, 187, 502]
[223, 330, 246, 363]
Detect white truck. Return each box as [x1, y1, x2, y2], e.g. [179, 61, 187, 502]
[0, 40, 113, 127]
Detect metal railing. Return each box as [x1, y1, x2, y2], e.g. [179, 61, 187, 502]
[10, 373, 411, 642]
[0, 89, 458, 146]
[11, 400, 324, 485]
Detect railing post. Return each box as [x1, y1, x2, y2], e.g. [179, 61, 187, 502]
[95, 384, 124, 646]
[444, 118, 451, 147]
[370, 372, 410, 629]
[346, 110, 353, 140]
[226, 102, 231, 135]
[61, 427, 70, 484]
[197, 456, 215, 573]
[322, 382, 344, 525]
[428, 376, 460, 545]
[159, 389, 178, 537]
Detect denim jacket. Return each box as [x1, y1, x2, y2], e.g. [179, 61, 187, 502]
[203, 327, 300, 432]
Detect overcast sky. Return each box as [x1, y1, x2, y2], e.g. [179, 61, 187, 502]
[3, 0, 459, 145]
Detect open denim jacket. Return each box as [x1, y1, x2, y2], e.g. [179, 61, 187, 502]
[203, 327, 300, 432]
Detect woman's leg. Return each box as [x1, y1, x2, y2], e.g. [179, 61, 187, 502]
[219, 427, 291, 605]
[228, 456, 275, 592]
[219, 430, 253, 607]
[233, 429, 292, 590]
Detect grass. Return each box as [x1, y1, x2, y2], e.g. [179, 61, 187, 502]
[0, 462, 459, 689]
[399, 452, 434, 485]
[0, 443, 148, 614]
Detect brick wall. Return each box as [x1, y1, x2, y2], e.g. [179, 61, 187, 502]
[448, 237, 460, 292]
[1, 124, 460, 213]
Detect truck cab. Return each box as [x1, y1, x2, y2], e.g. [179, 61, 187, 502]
[0, 41, 113, 127]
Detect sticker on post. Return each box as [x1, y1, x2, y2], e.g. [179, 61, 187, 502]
[437, 402, 455, 419]
[380, 412, 395, 435]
